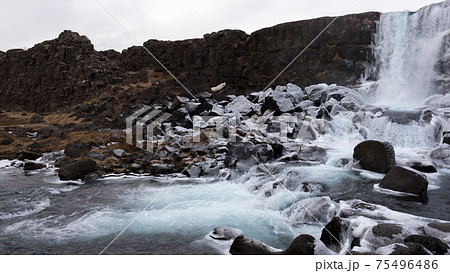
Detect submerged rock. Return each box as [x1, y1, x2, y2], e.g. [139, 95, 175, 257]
[299, 145, 327, 163]
[353, 140, 395, 173]
[379, 166, 428, 195]
[209, 226, 243, 241]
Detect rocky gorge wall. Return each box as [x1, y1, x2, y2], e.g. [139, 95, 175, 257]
[0, 12, 379, 112]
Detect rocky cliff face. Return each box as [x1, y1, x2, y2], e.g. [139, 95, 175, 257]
[0, 12, 379, 112]
[0, 31, 123, 112]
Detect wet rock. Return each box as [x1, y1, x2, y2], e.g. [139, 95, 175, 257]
[225, 142, 274, 171]
[406, 161, 437, 173]
[148, 163, 175, 174]
[55, 155, 73, 167]
[299, 145, 327, 163]
[379, 166, 428, 195]
[292, 196, 339, 224]
[353, 140, 396, 173]
[305, 84, 328, 106]
[424, 222, 450, 244]
[364, 223, 415, 251]
[17, 150, 42, 161]
[209, 226, 244, 241]
[58, 158, 97, 181]
[429, 144, 450, 168]
[320, 217, 346, 251]
[229, 236, 272, 255]
[276, 152, 299, 162]
[187, 165, 202, 177]
[389, 243, 432, 255]
[404, 235, 449, 255]
[23, 162, 46, 170]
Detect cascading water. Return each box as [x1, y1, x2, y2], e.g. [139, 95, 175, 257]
[370, 0, 450, 108]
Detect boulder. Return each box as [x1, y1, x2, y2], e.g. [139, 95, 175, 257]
[26, 142, 44, 152]
[17, 150, 42, 161]
[379, 166, 428, 195]
[87, 152, 106, 161]
[320, 217, 345, 251]
[225, 142, 274, 171]
[404, 235, 448, 255]
[0, 136, 14, 145]
[37, 126, 64, 139]
[353, 140, 396, 173]
[225, 95, 257, 115]
[389, 243, 432, 255]
[443, 131, 450, 145]
[58, 158, 97, 181]
[279, 234, 316, 255]
[229, 236, 272, 255]
[23, 162, 46, 170]
[424, 222, 450, 244]
[171, 108, 193, 128]
[407, 161, 437, 173]
[64, 143, 83, 158]
[429, 144, 450, 168]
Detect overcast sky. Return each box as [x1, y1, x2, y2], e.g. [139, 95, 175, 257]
[0, 0, 442, 52]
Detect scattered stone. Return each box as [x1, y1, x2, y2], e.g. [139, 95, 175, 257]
[379, 166, 428, 195]
[58, 158, 97, 181]
[353, 140, 396, 173]
[17, 150, 42, 161]
[0, 136, 14, 145]
[29, 114, 44, 123]
[87, 152, 106, 161]
[23, 162, 46, 170]
[429, 144, 450, 168]
[113, 149, 125, 158]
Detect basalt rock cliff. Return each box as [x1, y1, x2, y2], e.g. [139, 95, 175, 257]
[0, 12, 379, 112]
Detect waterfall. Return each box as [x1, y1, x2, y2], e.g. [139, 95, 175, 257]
[371, 0, 450, 108]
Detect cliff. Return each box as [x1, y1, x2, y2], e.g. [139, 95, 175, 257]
[0, 12, 380, 112]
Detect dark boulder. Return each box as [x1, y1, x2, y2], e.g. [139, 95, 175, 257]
[372, 223, 404, 239]
[353, 140, 396, 173]
[58, 158, 97, 181]
[379, 166, 428, 195]
[280, 234, 316, 255]
[0, 136, 14, 145]
[26, 142, 44, 152]
[148, 163, 175, 175]
[408, 161, 437, 173]
[171, 108, 193, 128]
[389, 243, 431, 255]
[23, 162, 46, 170]
[17, 150, 42, 160]
[37, 126, 65, 139]
[404, 235, 448, 255]
[29, 114, 44, 123]
[229, 236, 272, 255]
[320, 217, 344, 251]
[64, 143, 83, 158]
[443, 131, 450, 145]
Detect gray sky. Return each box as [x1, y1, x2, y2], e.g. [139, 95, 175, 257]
[0, 0, 443, 52]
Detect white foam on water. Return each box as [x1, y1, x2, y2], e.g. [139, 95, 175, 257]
[0, 198, 51, 220]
